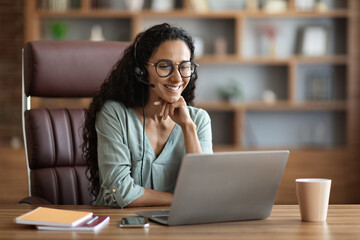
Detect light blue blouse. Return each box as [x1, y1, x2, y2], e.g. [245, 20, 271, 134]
[94, 100, 213, 208]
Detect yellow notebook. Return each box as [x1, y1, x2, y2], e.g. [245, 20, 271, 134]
[15, 207, 93, 227]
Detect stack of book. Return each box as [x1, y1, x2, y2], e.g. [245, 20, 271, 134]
[14, 207, 109, 231]
[38, 0, 81, 10]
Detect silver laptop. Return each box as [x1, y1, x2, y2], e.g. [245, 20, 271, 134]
[136, 150, 289, 226]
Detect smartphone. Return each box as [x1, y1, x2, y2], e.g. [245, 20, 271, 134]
[119, 217, 150, 228]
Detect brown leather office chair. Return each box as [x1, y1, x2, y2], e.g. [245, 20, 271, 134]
[20, 41, 129, 204]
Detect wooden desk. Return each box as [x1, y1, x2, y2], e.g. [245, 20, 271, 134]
[1, 204, 360, 240]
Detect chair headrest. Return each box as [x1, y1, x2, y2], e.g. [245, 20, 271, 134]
[24, 41, 129, 98]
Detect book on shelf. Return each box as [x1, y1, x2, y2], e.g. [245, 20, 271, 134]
[14, 207, 93, 227]
[37, 216, 110, 231]
[39, 0, 81, 10]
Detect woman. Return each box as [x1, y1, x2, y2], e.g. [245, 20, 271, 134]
[83, 23, 213, 208]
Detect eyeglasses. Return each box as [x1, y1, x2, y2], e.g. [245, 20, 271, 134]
[147, 59, 198, 78]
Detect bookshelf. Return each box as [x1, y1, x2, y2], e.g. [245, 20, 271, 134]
[24, 0, 360, 203]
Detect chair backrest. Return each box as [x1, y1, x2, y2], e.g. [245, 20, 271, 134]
[22, 41, 129, 204]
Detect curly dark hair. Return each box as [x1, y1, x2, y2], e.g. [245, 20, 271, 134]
[82, 23, 198, 199]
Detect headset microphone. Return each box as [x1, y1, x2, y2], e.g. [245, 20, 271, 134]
[134, 72, 155, 88]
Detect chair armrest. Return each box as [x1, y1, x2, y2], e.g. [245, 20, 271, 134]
[18, 196, 52, 205]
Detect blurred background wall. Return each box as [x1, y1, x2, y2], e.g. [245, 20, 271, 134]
[0, 0, 23, 147]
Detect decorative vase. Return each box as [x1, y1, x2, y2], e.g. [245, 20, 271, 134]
[124, 0, 144, 11]
[89, 25, 105, 41]
[193, 36, 204, 58]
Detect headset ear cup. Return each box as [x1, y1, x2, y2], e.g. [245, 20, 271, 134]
[135, 66, 143, 77]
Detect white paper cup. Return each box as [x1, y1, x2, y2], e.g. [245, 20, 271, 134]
[296, 178, 331, 222]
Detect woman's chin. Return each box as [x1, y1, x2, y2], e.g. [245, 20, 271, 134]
[162, 95, 181, 104]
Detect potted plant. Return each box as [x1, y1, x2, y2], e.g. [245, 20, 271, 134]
[217, 79, 243, 101]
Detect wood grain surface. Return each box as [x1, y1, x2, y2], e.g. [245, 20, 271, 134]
[1, 205, 360, 240]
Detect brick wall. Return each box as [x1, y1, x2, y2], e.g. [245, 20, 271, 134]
[0, 0, 23, 146]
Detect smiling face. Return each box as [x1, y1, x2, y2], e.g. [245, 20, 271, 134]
[146, 40, 192, 104]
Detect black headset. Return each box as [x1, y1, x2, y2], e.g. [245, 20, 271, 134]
[134, 41, 155, 88]
[133, 39, 153, 187]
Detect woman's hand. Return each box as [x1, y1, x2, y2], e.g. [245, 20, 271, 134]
[154, 97, 192, 128]
[154, 97, 203, 154]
